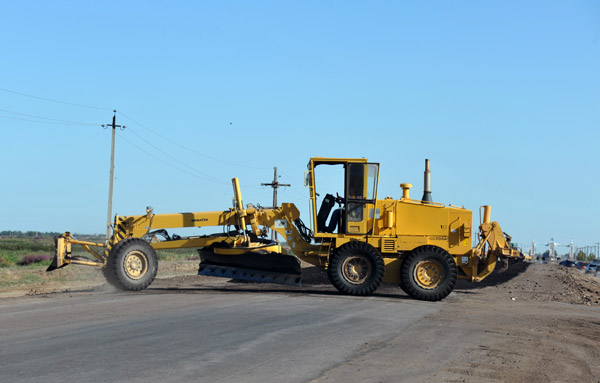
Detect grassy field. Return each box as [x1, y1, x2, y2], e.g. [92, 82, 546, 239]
[0, 233, 199, 269]
[0, 237, 56, 267]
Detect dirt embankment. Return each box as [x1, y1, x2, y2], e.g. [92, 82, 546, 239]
[455, 260, 600, 306]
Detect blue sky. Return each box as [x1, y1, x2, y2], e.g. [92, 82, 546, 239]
[1, 1, 598, 254]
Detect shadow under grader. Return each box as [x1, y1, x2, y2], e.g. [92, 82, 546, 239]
[32, 262, 530, 301]
[142, 283, 413, 301]
[139, 265, 415, 301]
[105, 259, 532, 301]
[455, 260, 531, 290]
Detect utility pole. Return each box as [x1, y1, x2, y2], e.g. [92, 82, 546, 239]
[102, 110, 125, 240]
[261, 167, 290, 241]
[569, 240, 574, 260]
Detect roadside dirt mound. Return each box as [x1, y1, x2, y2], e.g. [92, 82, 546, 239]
[554, 265, 600, 306]
[456, 259, 532, 289]
[455, 261, 600, 306]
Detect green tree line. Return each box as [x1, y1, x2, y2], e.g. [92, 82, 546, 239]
[576, 250, 597, 262]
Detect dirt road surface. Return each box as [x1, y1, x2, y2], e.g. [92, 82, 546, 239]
[0, 261, 598, 382]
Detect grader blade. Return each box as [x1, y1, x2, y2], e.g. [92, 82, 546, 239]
[46, 235, 67, 272]
[46, 255, 63, 272]
[198, 250, 302, 286]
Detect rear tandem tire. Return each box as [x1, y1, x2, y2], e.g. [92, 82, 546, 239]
[104, 238, 158, 291]
[400, 245, 457, 301]
[327, 241, 384, 296]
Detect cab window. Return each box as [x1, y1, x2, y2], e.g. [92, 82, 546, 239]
[346, 163, 365, 200]
[366, 164, 378, 200]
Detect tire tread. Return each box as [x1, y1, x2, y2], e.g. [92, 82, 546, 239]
[400, 245, 457, 301]
[104, 238, 158, 291]
[327, 241, 384, 296]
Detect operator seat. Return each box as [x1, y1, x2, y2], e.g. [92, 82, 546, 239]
[316, 194, 336, 233]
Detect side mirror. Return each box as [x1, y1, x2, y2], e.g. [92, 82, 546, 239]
[304, 171, 312, 187]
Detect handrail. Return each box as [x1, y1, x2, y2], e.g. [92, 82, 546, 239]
[399, 198, 446, 208]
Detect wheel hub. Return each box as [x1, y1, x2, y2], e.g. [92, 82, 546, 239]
[124, 251, 148, 280]
[341, 255, 371, 284]
[414, 260, 443, 289]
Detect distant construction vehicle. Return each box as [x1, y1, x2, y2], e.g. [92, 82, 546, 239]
[48, 157, 522, 301]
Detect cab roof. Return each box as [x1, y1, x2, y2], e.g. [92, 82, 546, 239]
[309, 157, 370, 166]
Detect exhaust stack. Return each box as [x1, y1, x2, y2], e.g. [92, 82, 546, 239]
[421, 159, 433, 204]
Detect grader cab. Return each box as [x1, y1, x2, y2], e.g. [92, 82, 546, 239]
[48, 157, 522, 301]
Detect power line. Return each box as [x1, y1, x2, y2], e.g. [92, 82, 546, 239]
[0, 86, 282, 190]
[278, 188, 308, 201]
[117, 111, 271, 170]
[0, 108, 99, 126]
[281, 185, 308, 199]
[112, 114, 267, 189]
[278, 171, 310, 199]
[118, 133, 226, 183]
[0, 87, 111, 111]
[123, 127, 226, 184]
[117, 132, 227, 184]
[1, 87, 271, 172]
[0, 114, 97, 126]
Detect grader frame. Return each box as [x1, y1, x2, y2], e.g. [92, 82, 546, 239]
[49, 157, 522, 301]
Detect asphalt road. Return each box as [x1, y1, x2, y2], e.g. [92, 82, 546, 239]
[0, 287, 442, 383]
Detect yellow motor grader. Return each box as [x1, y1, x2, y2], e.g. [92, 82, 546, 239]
[48, 157, 522, 301]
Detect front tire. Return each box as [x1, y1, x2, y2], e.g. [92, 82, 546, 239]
[327, 241, 384, 296]
[104, 238, 158, 291]
[400, 246, 457, 301]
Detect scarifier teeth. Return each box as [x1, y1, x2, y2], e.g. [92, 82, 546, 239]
[197, 248, 302, 286]
[198, 264, 302, 286]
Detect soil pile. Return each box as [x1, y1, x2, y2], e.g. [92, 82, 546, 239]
[455, 261, 600, 306]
